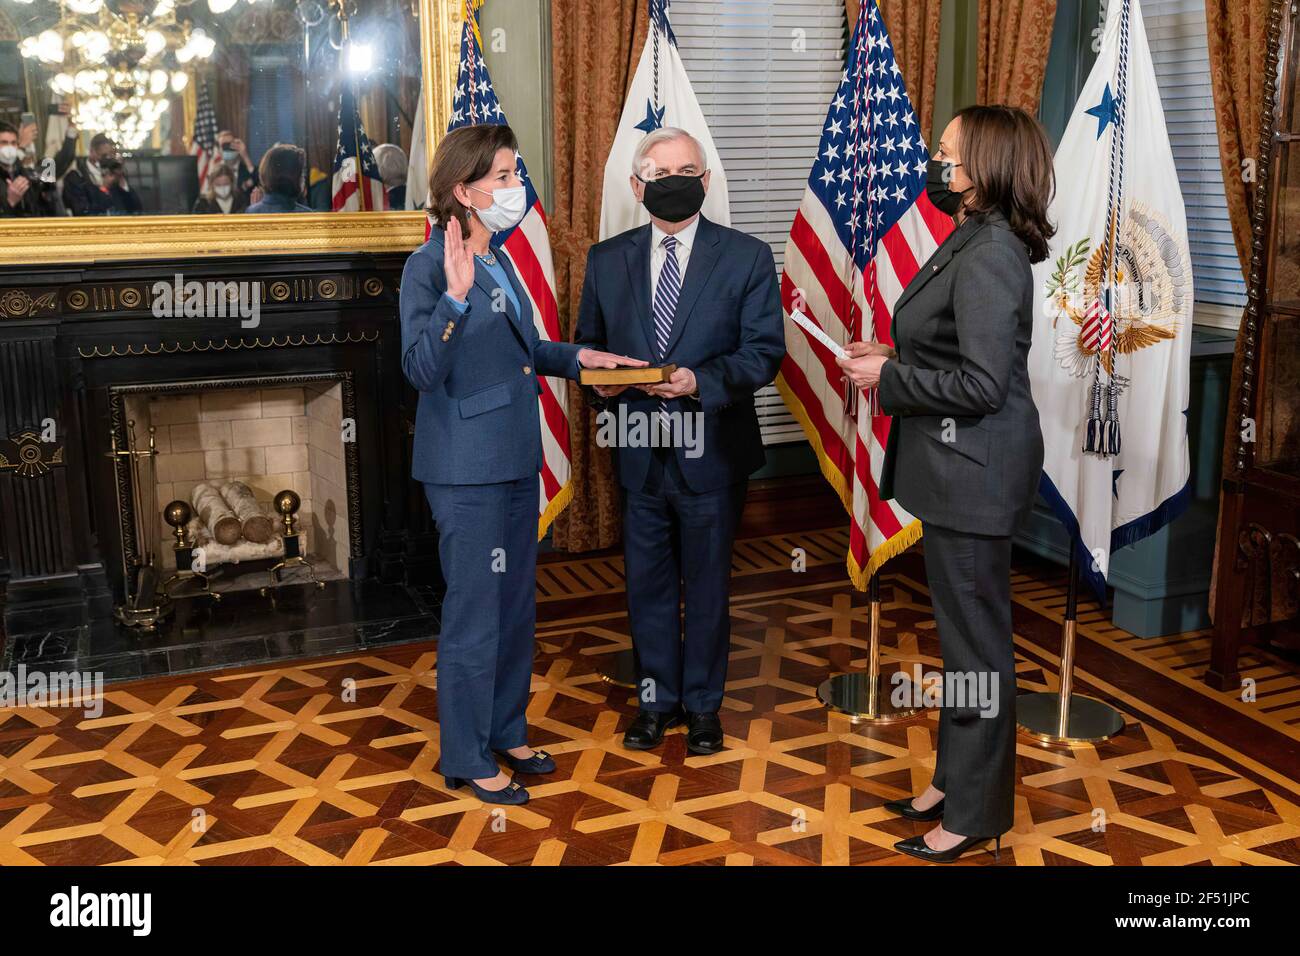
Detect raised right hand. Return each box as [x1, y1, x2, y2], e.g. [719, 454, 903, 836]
[444, 216, 475, 301]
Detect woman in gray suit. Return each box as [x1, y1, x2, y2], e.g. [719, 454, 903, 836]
[837, 105, 1055, 862]
[400, 124, 643, 805]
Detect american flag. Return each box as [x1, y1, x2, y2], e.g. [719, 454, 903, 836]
[332, 81, 389, 212]
[775, 0, 955, 588]
[446, 0, 572, 538]
[190, 79, 219, 192]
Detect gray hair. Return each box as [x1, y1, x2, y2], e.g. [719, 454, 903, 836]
[631, 127, 706, 178]
[372, 143, 408, 188]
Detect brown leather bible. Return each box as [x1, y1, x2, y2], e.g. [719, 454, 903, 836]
[579, 364, 676, 386]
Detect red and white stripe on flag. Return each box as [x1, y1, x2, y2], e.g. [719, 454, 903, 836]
[774, 0, 955, 589]
[498, 204, 572, 538]
[441, 1, 572, 538]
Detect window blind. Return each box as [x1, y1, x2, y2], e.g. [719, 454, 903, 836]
[672, 0, 846, 444]
[1141, 0, 1248, 311]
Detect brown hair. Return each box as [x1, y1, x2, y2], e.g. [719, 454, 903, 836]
[425, 124, 519, 235]
[258, 143, 306, 199]
[954, 105, 1056, 263]
[202, 161, 235, 200]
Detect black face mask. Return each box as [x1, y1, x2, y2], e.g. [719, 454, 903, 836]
[639, 173, 706, 223]
[926, 159, 971, 216]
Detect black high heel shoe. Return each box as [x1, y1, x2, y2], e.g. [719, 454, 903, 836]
[893, 832, 1001, 864]
[445, 775, 530, 805]
[883, 796, 945, 822]
[493, 748, 556, 775]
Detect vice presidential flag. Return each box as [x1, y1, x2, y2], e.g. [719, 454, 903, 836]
[599, 0, 729, 239]
[776, 0, 954, 588]
[1029, 0, 1192, 597]
[331, 81, 388, 212]
[450, 0, 573, 537]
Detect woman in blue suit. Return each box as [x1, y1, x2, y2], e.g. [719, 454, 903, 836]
[400, 124, 643, 805]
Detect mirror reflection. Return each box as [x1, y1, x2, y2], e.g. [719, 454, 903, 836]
[0, 0, 423, 217]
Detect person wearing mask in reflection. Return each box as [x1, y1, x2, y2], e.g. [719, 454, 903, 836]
[400, 123, 647, 805]
[573, 127, 785, 757]
[245, 143, 312, 214]
[0, 122, 57, 217]
[62, 134, 141, 216]
[192, 163, 249, 214]
[835, 105, 1053, 864]
[217, 130, 257, 197]
[372, 143, 408, 211]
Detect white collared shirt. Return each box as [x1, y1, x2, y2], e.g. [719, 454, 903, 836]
[649, 216, 699, 302]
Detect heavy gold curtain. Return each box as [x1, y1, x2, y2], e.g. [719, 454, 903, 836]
[845, 1, 944, 139]
[1206, 0, 1274, 278]
[976, 0, 1056, 112]
[548, 0, 652, 551]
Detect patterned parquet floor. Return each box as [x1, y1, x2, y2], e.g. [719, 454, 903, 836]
[1, 527, 1298, 866]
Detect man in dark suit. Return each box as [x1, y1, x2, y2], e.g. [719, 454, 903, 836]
[576, 128, 785, 755]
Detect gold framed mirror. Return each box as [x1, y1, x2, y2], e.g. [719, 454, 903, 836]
[0, 0, 463, 264]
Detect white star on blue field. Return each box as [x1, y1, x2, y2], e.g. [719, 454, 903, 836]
[807, 3, 931, 273]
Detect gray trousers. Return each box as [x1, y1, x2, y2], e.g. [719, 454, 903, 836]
[922, 522, 1017, 837]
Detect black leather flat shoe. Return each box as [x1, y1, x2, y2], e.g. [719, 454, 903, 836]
[893, 832, 1001, 864]
[445, 775, 530, 805]
[622, 709, 682, 750]
[685, 711, 724, 755]
[884, 796, 945, 822]
[494, 749, 556, 775]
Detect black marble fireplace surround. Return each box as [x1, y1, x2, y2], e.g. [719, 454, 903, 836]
[0, 252, 442, 682]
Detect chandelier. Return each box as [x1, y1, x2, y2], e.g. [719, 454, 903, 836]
[11, 0, 254, 150]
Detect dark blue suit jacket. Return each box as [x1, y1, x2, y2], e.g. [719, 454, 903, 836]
[574, 216, 785, 494]
[400, 227, 583, 485]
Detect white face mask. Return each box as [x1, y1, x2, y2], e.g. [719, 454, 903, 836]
[468, 183, 527, 232]
[0, 145, 19, 166]
[214, 183, 232, 199]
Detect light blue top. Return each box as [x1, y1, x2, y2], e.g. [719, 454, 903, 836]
[448, 251, 521, 318]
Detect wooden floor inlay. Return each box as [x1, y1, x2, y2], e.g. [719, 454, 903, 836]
[1, 532, 1297, 866]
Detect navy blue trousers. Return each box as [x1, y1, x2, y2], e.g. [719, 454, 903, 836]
[622, 449, 746, 714]
[424, 475, 537, 779]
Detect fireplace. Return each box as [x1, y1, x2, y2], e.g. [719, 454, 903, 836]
[0, 253, 442, 680]
[114, 375, 358, 591]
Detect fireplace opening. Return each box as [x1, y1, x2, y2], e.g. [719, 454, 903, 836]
[112, 375, 358, 597]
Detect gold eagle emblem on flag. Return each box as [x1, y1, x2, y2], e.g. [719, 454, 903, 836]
[1044, 201, 1190, 379]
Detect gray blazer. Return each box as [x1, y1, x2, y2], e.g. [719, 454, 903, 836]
[877, 210, 1044, 536]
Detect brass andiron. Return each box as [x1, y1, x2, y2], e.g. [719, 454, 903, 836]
[161, 499, 220, 602]
[261, 489, 325, 595]
[111, 419, 172, 629]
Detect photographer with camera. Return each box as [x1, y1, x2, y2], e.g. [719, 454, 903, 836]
[62, 133, 142, 216]
[0, 121, 57, 217]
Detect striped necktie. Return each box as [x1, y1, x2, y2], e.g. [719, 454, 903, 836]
[652, 234, 681, 438]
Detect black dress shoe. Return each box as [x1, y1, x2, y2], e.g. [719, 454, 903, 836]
[893, 832, 1001, 864]
[883, 796, 945, 821]
[445, 775, 530, 806]
[622, 709, 682, 750]
[494, 748, 556, 775]
[684, 711, 724, 755]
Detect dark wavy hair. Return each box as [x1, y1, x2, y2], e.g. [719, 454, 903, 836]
[955, 105, 1056, 263]
[258, 143, 306, 200]
[425, 124, 519, 235]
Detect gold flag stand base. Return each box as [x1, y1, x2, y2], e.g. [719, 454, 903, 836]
[816, 573, 924, 723]
[1016, 551, 1125, 746]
